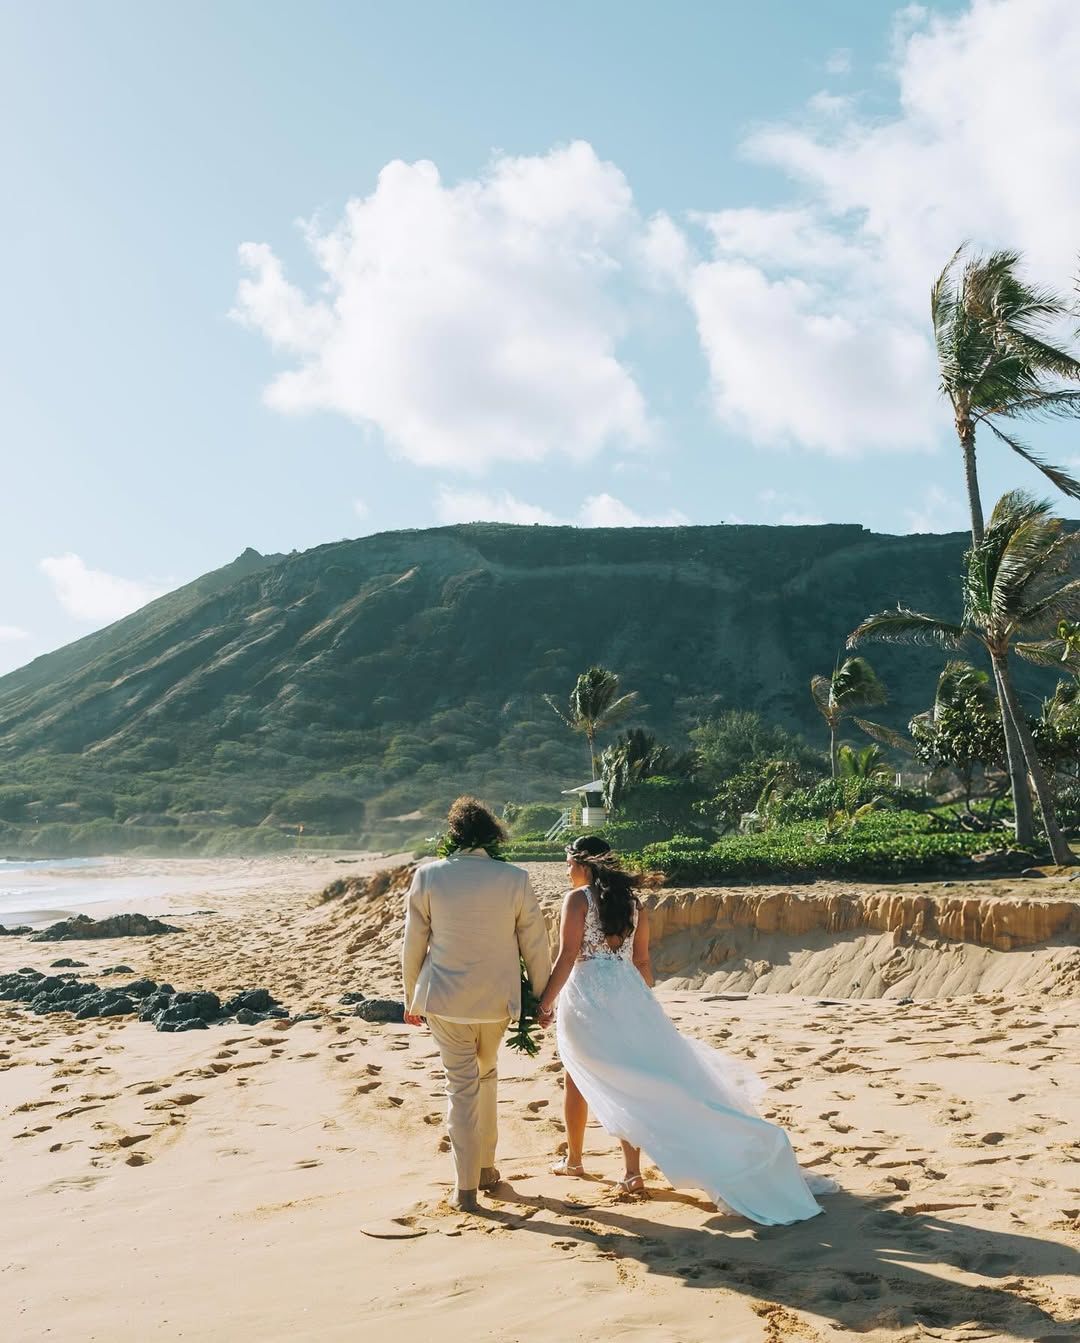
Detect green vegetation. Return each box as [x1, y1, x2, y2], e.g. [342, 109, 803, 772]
[932, 246, 1080, 844]
[810, 656, 888, 776]
[0, 524, 988, 856]
[635, 811, 1022, 886]
[849, 490, 1080, 865]
[544, 666, 641, 778]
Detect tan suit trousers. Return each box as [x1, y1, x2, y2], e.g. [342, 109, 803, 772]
[426, 1015, 510, 1192]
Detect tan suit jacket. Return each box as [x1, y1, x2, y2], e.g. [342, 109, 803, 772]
[402, 850, 552, 1020]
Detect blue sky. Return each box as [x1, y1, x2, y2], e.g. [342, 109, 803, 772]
[3, 0, 1080, 673]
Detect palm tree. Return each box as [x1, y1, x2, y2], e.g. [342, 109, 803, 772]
[544, 666, 641, 778]
[848, 490, 1080, 865]
[932, 246, 1080, 542]
[931, 246, 1080, 840]
[600, 728, 696, 813]
[836, 743, 890, 781]
[811, 656, 888, 777]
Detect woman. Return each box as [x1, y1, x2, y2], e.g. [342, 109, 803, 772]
[537, 836, 831, 1225]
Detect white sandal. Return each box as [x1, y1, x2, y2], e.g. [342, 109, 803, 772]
[551, 1156, 585, 1176]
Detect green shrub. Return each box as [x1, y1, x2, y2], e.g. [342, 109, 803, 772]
[634, 811, 1022, 884]
[597, 818, 675, 849]
[767, 778, 928, 826]
[509, 802, 564, 835]
[618, 776, 705, 831]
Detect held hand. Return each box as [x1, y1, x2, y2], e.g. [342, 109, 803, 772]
[403, 1012, 425, 1027]
[537, 1004, 554, 1029]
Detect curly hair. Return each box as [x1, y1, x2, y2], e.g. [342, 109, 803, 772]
[567, 837, 640, 939]
[445, 795, 505, 851]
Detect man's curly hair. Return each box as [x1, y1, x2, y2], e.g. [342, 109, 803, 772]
[445, 795, 505, 850]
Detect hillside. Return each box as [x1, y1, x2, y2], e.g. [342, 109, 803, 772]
[0, 521, 1038, 852]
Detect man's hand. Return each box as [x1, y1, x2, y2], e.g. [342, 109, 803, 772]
[404, 1011, 425, 1027]
[537, 1004, 554, 1030]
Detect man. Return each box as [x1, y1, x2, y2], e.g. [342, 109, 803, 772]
[402, 796, 552, 1212]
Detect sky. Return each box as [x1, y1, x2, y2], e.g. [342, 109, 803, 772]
[3, 0, 1080, 673]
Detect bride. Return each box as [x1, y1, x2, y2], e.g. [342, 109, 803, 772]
[536, 836, 831, 1226]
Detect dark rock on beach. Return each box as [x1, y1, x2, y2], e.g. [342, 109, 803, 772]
[30, 913, 181, 942]
[339, 990, 367, 1005]
[50, 958, 88, 968]
[0, 923, 31, 936]
[0, 968, 286, 1030]
[353, 999, 406, 1024]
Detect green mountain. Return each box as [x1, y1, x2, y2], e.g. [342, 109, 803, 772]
[0, 521, 1031, 853]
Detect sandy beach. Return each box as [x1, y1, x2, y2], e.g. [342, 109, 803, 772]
[2, 854, 1079, 1342]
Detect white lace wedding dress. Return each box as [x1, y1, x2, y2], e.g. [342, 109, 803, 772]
[555, 887, 833, 1226]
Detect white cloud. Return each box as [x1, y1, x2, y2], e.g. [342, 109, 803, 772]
[434, 487, 687, 528]
[39, 554, 169, 624]
[579, 493, 689, 527]
[234, 142, 650, 472]
[435, 488, 560, 526]
[673, 0, 1080, 459]
[352, 498, 369, 518]
[902, 484, 969, 534]
[0, 625, 29, 642]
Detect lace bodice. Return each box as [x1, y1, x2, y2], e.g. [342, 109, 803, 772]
[578, 886, 637, 963]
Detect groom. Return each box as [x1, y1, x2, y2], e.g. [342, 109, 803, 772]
[402, 796, 552, 1211]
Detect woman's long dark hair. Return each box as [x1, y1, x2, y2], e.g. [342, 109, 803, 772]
[566, 837, 640, 939]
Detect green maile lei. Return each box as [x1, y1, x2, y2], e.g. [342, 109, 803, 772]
[435, 832, 542, 1058]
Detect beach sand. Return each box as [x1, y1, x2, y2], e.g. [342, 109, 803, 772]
[2, 854, 1078, 1342]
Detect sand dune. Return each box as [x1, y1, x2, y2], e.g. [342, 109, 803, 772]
[2, 854, 1079, 1341]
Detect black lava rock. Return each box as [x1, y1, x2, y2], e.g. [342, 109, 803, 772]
[339, 991, 367, 1005]
[224, 988, 273, 1015]
[30, 913, 180, 942]
[0, 924, 32, 936]
[354, 999, 405, 1024]
[0, 969, 285, 1034]
[100, 965, 136, 976]
[49, 958, 87, 968]
[116, 979, 157, 998]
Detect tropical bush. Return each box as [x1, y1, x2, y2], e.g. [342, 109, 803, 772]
[508, 802, 564, 835]
[633, 811, 1022, 885]
[766, 777, 927, 826]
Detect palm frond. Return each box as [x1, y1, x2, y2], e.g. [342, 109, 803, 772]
[848, 608, 969, 650]
[542, 693, 574, 729]
[984, 421, 1080, 501]
[810, 674, 835, 720]
[594, 691, 641, 731]
[1014, 639, 1080, 674]
[852, 716, 915, 755]
[831, 655, 888, 710]
[1019, 576, 1080, 636]
[992, 389, 1080, 422]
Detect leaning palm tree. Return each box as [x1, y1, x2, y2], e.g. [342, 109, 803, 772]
[544, 666, 641, 778]
[811, 656, 888, 777]
[932, 246, 1080, 542]
[931, 245, 1080, 840]
[849, 490, 1080, 865]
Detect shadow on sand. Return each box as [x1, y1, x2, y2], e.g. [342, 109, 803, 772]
[477, 1182, 1078, 1340]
